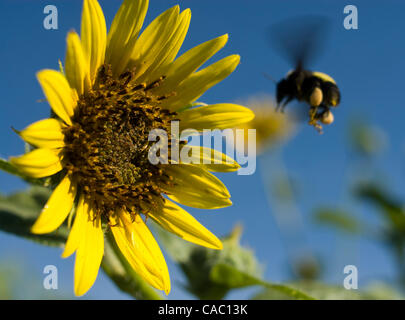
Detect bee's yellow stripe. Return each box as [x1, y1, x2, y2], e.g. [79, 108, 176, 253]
[312, 71, 336, 84]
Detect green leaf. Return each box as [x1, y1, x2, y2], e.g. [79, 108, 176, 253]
[313, 207, 363, 234]
[253, 281, 360, 300]
[0, 186, 68, 247]
[211, 264, 315, 300]
[156, 223, 313, 300]
[355, 183, 405, 233]
[156, 223, 264, 299]
[356, 184, 402, 212]
[210, 263, 259, 288]
[252, 281, 405, 300]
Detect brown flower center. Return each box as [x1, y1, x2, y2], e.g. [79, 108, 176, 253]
[63, 65, 176, 217]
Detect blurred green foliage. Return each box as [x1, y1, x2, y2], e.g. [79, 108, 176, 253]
[314, 207, 363, 235]
[0, 258, 73, 299]
[253, 281, 403, 300]
[0, 186, 68, 247]
[156, 223, 315, 300]
[157, 224, 262, 299]
[348, 120, 387, 157]
[308, 119, 405, 295]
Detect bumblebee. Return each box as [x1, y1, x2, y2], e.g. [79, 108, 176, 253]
[276, 69, 341, 130]
[269, 16, 341, 132]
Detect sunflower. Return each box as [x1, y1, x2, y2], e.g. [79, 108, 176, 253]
[9, 0, 254, 296]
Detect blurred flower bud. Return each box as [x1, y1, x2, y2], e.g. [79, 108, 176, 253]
[231, 96, 295, 155]
[178, 224, 263, 300]
[292, 255, 322, 281]
[349, 119, 387, 156]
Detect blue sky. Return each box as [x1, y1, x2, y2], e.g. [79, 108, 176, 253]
[1, 0, 405, 299]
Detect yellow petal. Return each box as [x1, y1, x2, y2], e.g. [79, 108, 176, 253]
[18, 118, 65, 149]
[74, 200, 104, 296]
[10, 148, 63, 178]
[37, 70, 77, 125]
[161, 55, 240, 111]
[106, 0, 149, 75]
[150, 199, 222, 249]
[178, 146, 240, 172]
[179, 103, 255, 131]
[128, 5, 180, 81]
[154, 34, 228, 95]
[31, 175, 76, 234]
[136, 8, 191, 84]
[62, 195, 86, 258]
[160, 164, 232, 209]
[110, 212, 171, 294]
[81, 0, 107, 82]
[65, 31, 91, 95]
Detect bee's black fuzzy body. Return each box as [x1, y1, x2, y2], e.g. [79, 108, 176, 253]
[276, 69, 340, 111]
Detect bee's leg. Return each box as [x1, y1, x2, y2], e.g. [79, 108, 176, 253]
[308, 105, 326, 134]
[317, 105, 329, 117]
[277, 96, 294, 113]
[316, 106, 334, 126]
[305, 82, 323, 128]
[314, 123, 323, 134]
[308, 105, 318, 124]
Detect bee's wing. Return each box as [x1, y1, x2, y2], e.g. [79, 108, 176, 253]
[267, 15, 330, 69]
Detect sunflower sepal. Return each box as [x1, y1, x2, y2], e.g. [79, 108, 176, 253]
[58, 59, 65, 75]
[0, 157, 52, 187]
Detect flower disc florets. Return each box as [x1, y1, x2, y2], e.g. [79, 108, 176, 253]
[63, 65, 176, 216]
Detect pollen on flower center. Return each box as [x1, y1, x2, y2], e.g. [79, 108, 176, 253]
[63, 64, 177, 216]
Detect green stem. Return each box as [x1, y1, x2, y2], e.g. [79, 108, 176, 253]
[259, 151, 316, 278]
[101, 232, 164, 300]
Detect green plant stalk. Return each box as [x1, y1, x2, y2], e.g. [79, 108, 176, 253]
[258, 151, 316, 277]
[102, 231, 164, 300]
